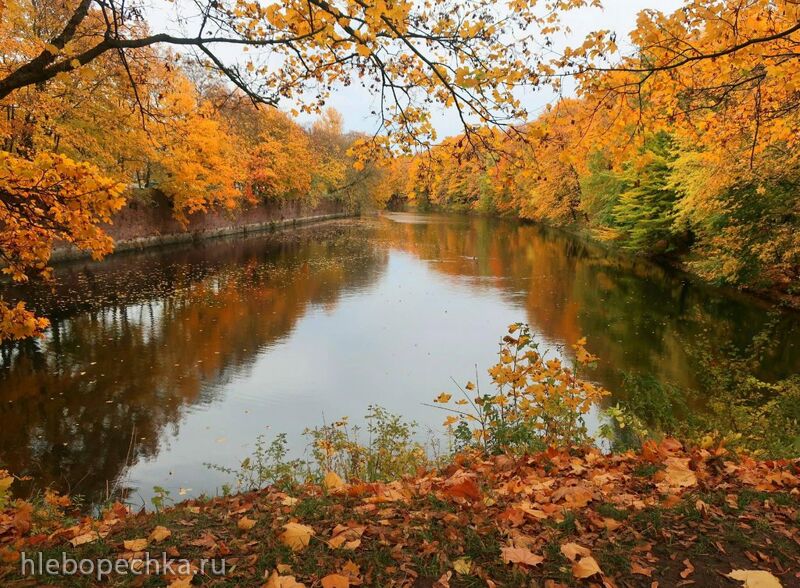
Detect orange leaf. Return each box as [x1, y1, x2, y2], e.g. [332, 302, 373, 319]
[123, 538, 148, 551]
[280, 523, 314, 552]
[500, 546, 544, 566]
[149, 526, 172, 542]
[572, 556, 602, 579]
[560, 542, 591, 562]
[321, 573, 350, 588]
[238, 516, 257, 531]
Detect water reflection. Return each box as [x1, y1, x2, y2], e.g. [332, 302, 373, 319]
[0, 223, 386, 501]
[376, 213, 800, 394]
[0, 214, 797, 504]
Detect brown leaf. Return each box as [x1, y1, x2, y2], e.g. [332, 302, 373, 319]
[680, 558, 695, 579]
[661, 458, 697, 491]
[631, 562, 654, 577]
[560, 542, 591, 562]
[500, 546, 544, 566]
[69, 531, 100, 547]
[442, 470, 481, 501]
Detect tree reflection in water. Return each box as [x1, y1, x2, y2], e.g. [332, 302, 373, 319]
[0, 215, 798, 504]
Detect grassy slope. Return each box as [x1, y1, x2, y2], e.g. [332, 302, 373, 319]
[1, 442, 799, 587]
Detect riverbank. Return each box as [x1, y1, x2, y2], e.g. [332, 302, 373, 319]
[538, 219, 800, 311]
[1, 440, 798, 587]
[423, 207, 800, 311]
[51, 191, 354, 262]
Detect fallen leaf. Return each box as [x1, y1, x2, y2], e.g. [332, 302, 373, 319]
[453, 558, 471, 574]
[149, 526, 171, 543]
[321, 573, 350, 588]
[572, 556, 602, 579]
[341, 560, 361, 580]
[500, 546, 544, 566]
[726, 569, 783, 588]
[280, 523, 314, 552]
[238, 516, 257, 531]
[560, 542, 591, 562]
[324, 471, 346, 492]
[123, 538, 148, 551]
[662, 457, 697, 490]
[263, 570, 306, 588]
[631, 562, 654, 577]
[70, 531, 100, 547]
[681, 558, 695, 579]
[328, 524, 365, 550]
[442, 470, 481, 501]
[434, 571, 452, 587]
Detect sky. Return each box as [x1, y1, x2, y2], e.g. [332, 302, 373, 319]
[146, 0, 683, 138]
[307, 0, 684, 137]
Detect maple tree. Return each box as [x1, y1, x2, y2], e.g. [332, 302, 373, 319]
[393, 0, 800, 298]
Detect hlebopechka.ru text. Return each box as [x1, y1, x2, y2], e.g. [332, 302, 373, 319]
[20, 551, 226, 581]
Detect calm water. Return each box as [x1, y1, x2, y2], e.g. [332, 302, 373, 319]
[1, 213, 798, 506]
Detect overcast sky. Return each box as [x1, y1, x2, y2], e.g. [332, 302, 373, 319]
[147, 0, 683, 137]
[313, 0, 683, 137]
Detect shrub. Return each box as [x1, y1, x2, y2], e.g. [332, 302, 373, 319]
[432, 323, 609, 454]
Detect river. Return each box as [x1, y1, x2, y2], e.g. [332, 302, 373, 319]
[1, 213, 798, 506]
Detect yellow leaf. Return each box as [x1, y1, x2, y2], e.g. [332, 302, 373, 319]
[572, 555, 602, 579]
[726, 570, 783, 588]
[434, 392, 452, 403]
[70, 532, 100, 547]
[321, 573, 350, 588]
[280, 522, 314, 552]
[323, 471, 345, 491]
[123, 538, 148, 551]
[238, 516, 256, 531]
[149, 525, 171, 542]
[453, 558, 471, 574]
[0, 475, 14, 493]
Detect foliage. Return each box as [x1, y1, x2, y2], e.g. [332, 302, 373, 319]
[305, 406, 429, 483]
[387, 0, 800, 298]
[0, 0, 394, 341]
[2, 441, 800, 586]
[208, 407, 430, 493]
[206, 433, 309, 493]
[604, 318, 800, 458]
[687, 319, 800, 457]
[433, 323, 609, 453]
